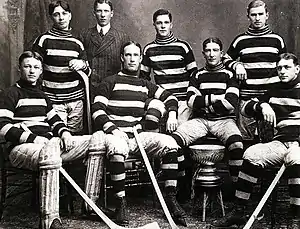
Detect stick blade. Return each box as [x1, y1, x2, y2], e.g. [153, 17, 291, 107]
[129, 222, 160, 229]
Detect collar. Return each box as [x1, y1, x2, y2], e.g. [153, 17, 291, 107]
[280, 75, 300, 89]
[16, 79, 38, 89]
[118, 69, 139, 77]
[246, 24, 272, 36]
[97, 23, 111, 35]
[155, 32, 177, 45]
[204, 62, 225, 71]
[49, 27, 72, 37]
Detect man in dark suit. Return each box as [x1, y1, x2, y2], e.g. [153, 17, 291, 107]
[80, 0, 130, 92]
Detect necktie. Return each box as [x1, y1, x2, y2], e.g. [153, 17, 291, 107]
[99, 28, 104, 37]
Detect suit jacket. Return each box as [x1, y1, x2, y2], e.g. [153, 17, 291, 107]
[80, 26, 130, 88]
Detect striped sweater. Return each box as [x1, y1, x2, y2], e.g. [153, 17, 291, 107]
[187, 63, 239, 120]
[140, 32, 197, 101]
[241, 76, 300, 142]
[0, 79, 69, 147]
[92, 71, 178, 134]
[224, 25, 286, 99]
[32, 27, 91, 104]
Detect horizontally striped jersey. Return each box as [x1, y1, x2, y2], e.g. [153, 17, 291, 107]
[241, 77, 300, 142]
[140, 33, 197, 101]
[224, 25, 286, 99]
[0, 80, 68, 146]
[33, 27, 91, 104]
[187, 63, 239, 120]
[92, 71, 178, 134]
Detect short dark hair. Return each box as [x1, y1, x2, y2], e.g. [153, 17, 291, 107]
[94, 0, 113, 11]
[49, 1, 71, 15]
[153, 9, 172, 23]
[19, 51, 43, 66]
[247, 0, 267, 15]
[278, 53, 299, 65]
[202, 37, 223, 51]
[120, 41, 142, 55]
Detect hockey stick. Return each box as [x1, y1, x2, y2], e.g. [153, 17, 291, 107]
[20, 119, 158, 228]
[133, 128, 179, 229]
[77, 70, 92, 134]
[243, 164, 286, 229]
[60, 167, 160, 229]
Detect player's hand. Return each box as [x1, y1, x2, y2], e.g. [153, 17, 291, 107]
[33, 136, 49, 145]
[69, 59, 86, 71]
[61, 131, 73, 151]
[260, 103, 276, 127]
[166, 111, 178, 133]
[112, 129, 129, 144]
[235, 63, 247, 80]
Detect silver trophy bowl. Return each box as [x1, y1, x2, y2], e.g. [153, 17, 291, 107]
[189, 144, 225, 187]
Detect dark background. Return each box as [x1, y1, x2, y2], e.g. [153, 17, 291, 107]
[1, 0, 300, 89]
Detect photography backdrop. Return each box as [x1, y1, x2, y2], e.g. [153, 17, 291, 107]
[1, 0, 300, 89]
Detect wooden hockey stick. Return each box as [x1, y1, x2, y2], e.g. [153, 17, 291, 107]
[60, 167, 160, 229]
[77, 70, 92, 134]
[133, 128, 179, 229]
[20, 106, 158, 228]
[243, 164, 286, 229]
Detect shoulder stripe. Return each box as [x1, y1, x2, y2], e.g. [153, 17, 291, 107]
[113, 83, 149, 94]
[144, 41, 190, 53]
[246, 76, 280, 85]
[241, 47, 279, 55]
[160, 81, 189, 90]
[269, 97, 300, 107]
[150, 55, 183, 62]
[243, 62, 277, 69]
[94, 95, 109, 105]
[154, 67, 186, 75]
[16, 99, 47, 108]
[232, 34, 284, 48]
[44, 64, 72, 73]
[108, 100, 144, 108]
[38, 34, 84, 50]
[0, 109, 14, 119]
[47, 49, 79, 57]
[199, 82, 227, 90]
[43, 80, 79, 89]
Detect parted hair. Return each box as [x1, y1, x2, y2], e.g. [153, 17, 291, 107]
[49, 1, 71, 15]
[120, 41, 142, 55]
[202, 37, 223, 51]
[94, 0, 113, 11]
[247, 0, 267, 15]
[153, 9, 172, 23]
[19, 51, 43, 66]
[279, 53, 299, 65]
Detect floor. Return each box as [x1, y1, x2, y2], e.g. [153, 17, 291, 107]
[0, 166, 291, 229]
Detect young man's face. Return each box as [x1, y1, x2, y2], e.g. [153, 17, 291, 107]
[19, 57, 43, 85]
[247, 6, 269, 29]
[202, 42, 223, 66]
[121, 44, 142, 72]
[277, 58, 300, 83]
[154, 14, 173, 37]
[51, 5, 71, 30]
[94, 3, 113, 27]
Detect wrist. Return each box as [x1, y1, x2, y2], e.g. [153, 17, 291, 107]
[234, 62, 243, 70]
[61, 131, 71, 139]
[259, 102, 269, 110]
[168, 110, 177, 119]
[111, 129, 120, 135]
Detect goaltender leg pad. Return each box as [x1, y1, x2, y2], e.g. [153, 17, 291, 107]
[38, 137, 62, 229]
